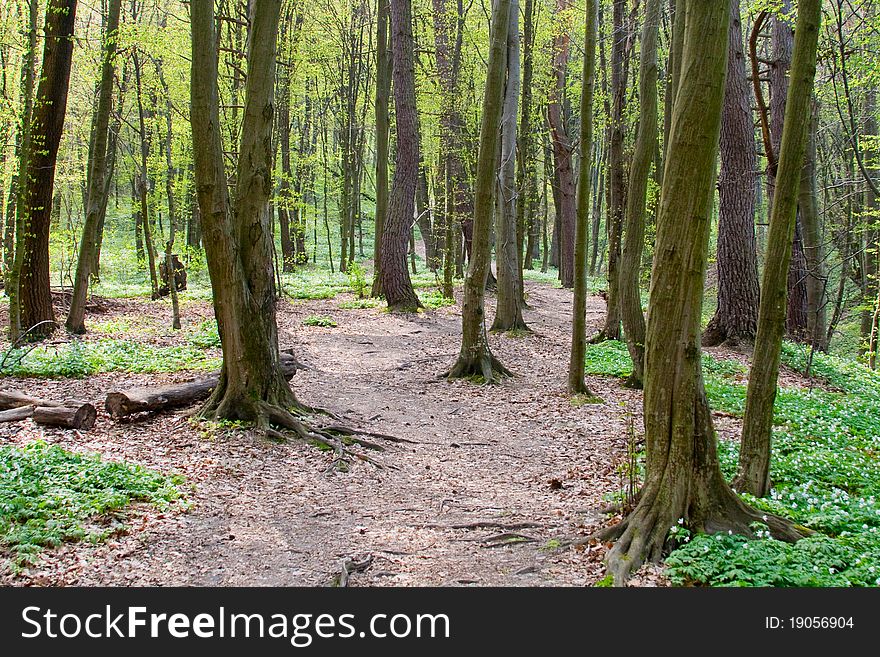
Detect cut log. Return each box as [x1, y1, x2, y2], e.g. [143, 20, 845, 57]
[0, 389, 55, 410]
[105, 354, 298, 418]
[0, 406, 35, 422]
[33, 403, 97, 430]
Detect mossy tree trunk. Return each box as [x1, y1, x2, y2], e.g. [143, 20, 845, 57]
[445, 0, 512, 383]
[67, 0, 121, 334]
[618, 0, 660, 388]
[736, 0, 823, 498]
[568, 0, 597, 395]
[602, 0, 807, 586]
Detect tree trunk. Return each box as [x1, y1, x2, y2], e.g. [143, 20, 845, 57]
[133, 50, 160, 300]
[597, 0, 627, 341]
[517, 0, 537, 274]
[67, 0, 122, 334]
[568, 0, 598, 395]
[703, 0, 760, 347]
[618, 0, 660, 388]
[546, 0, 576, 289]
[603, 0, 806, 586]
[380, 0, 421, 312]
[13, 0, 79, 340]
[491, 0, 527, 332]
[191, 0, 309, 430]
[736, 0, 822, 498]
[445, 0, 512, 382]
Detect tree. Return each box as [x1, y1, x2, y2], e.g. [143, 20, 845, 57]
[703, 0, 760, 347]
[380, 0, 421, 312]
[190, 0, 305, 429]
[10, 0, 78, 340]
[445, 0, 511, 382]
[371, 0, 391, 296]
[491, 0, 527, 332]
[600, 0, 806, 585]
[568, 0, 597, 395]
[618, 0, 660, 388]
[67, 0, 122, 335]
[736, 0, 823, 498]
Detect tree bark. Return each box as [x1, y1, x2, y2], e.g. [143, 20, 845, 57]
[380, 0, 421, 312]
[703, 0, 760, 347]
[491, 0, 527, 332]
[736, 0, 822, 498]
[445, 0, 512, 382]
[66, 0, 121, 334]
[12, 0, 79, 339]
[602, 0, 807, 586]
[568, 0, 598, 395]
[133, 50, 160, 300]
[618, 0, 660, 388]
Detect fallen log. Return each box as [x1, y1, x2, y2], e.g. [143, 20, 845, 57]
[0, 389, 55, 410]
[33, 403, 97, 431]
[0, 406, 35, 422]
[105, 354, 298, 418]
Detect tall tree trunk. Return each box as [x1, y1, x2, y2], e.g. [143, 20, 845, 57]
[618, 0, 660, 388]
[372, 0, 391, 296]
[598, 0, 627, 341]
[602, 0, 805, 586]
[12, 0, 79, 340]
[67, 0, 122, 334]
[517, 0, 536, 273]
[568, 0, 597, 394]
[736, 0, 822, 498]
[492, 0, 527, 332]
[546, 0, 576, 289]
[380, 0, 421, 312]
[133, 51, 160, 300]
[703, 0, 760, 347]
[276, 6, 295, 273]
[445, 0, 512, 382]
[860, 88, 878, 354]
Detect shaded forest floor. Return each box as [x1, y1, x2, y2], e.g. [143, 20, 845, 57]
[2, 280, 679, 586]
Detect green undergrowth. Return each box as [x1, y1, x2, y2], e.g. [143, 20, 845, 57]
[0, 442, 184, 568]
[5, 338, 221, 378]
[583, 340, 880, 587]
[418, 289, 456, 310]
[302, 315, 337, 327]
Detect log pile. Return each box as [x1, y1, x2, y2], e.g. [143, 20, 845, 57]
[0, 389, 98, 430]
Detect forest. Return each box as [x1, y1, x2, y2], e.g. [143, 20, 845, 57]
[0, 0, 877, 589]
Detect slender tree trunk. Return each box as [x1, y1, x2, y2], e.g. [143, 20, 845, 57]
[860, 88, 878, 353]
[603, 0, 806, 586]
[67, 0, 121, 334]
[517, 0, 536, 274]
[618, 0, 660, 388]
[380, 0, 421, 312]
[133, 51, 160, 300]
[13, 0, 79, 339]
[568, 0, 597, 394]
[372, 0, 391, 296]
[492, 0, 527, 332]
[703, 0, 760, 347]
[446, 0, 512, 382]
[736, 0, 822, 498]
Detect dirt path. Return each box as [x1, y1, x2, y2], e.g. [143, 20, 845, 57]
[2, 281, 662, 587]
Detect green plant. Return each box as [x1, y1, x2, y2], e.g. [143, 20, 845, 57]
[346, 261, 368, 298]
[339, 298, 381, 310]
[418, 289, 456, 310]
[0, 442, 185, 567]
[187, 318, 222, 348]
[302, 315, 338, 328]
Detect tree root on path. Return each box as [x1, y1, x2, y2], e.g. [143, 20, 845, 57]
[442, 351, 513, 384]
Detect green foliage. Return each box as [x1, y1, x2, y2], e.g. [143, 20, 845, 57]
[338, 298, 381, 310]
[281, 267, 349, 300]
[346, 260, 368, 298]
[419, 289, 456, 309]
[302, 315, 338, 327]
[583, 340, 880, 587]
[186, 319, 222, 348]
[8, 338, 221, 378]
[0, 442, 184, 566]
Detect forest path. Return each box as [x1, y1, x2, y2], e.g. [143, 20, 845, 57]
[2, 280, 654, 586]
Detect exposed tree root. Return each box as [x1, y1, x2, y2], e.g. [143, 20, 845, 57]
[443, 351, 513, 384]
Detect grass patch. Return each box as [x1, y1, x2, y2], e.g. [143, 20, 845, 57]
[338, 298, 382, 310]
[571, 393, 603, 406]
[186, 318, 221, 348]
[582, 340, 880, 587]
[0, 442, 184, 567]
[302, 315, 338, 328]
[419, 289, 456, 310]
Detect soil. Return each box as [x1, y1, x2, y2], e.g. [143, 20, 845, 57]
[0, 280, 673, 587]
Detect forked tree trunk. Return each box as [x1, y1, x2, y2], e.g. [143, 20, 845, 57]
[602, 0, 807, 586]
[67, 0, 122, 334]
[568, 0, 597, 395]
[191, 0, 306, 429]
[380, 0, 421, 312]
[445, 0, 512, 383]
[491, 0, 527, 333]
[618, 0, 660, 388]
[703, 0, 760, 347]
[736, 0, 823, 498]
